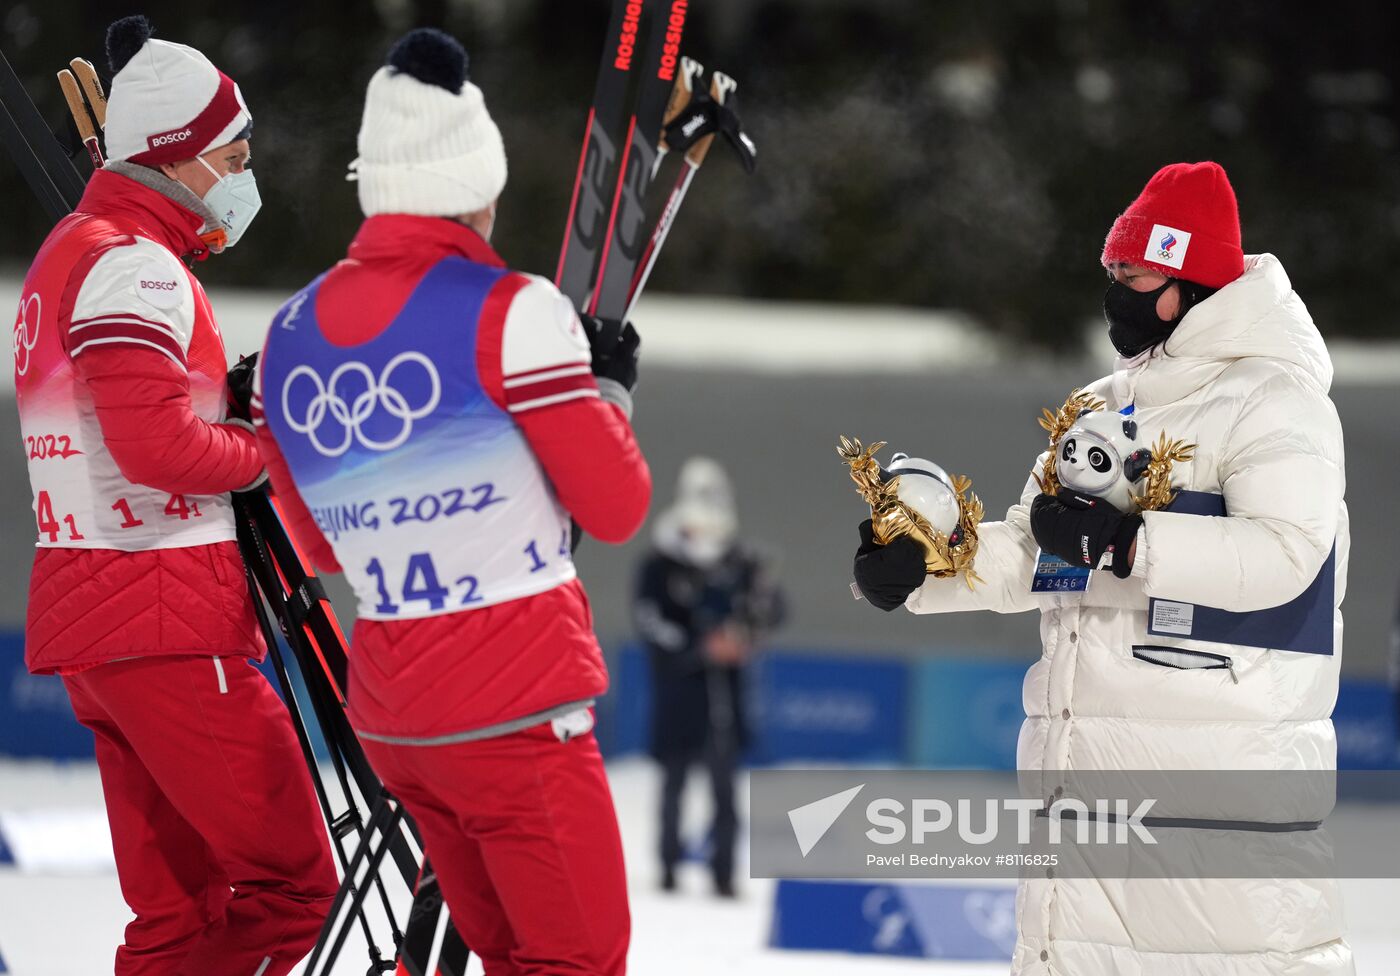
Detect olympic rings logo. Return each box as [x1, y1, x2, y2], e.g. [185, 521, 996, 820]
[281, 351, 441, 457]
[13, 294, 40, 377]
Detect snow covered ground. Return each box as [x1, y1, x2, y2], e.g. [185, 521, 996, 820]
[1, 757, 1398, 974]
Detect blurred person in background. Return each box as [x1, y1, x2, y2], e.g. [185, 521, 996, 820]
[635, 457, 786, 897]
[254, 28, 650, 976]
[10, 15, 336, 975]
[851, 161, 1351, 975]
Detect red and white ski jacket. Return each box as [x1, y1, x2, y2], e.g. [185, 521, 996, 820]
[15, 168, 265, 674]
[254, 215, 651, 742]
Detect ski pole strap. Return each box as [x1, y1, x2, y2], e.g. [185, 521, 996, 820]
[661, 98, 757, 173]
[286, 576, 330, 627]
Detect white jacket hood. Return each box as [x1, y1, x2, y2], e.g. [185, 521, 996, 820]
[1126, 254, 1334, 406]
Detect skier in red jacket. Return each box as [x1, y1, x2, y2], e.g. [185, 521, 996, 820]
[254, 29, 651, 976]
[13, 17, 336, 976]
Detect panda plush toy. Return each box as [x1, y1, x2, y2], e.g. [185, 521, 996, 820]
[884, 453, 964, 544]
[1054, 410, 1153, 513]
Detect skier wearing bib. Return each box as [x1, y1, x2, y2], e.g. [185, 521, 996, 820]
[11, 16, 336, 976]
[254, 30, 651, 976]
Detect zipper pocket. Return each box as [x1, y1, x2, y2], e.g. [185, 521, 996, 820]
[1132, 645, 1237, 684]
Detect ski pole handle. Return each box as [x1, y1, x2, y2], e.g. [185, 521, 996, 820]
[685, 71, 736, 167]
[653, 56, 704, 179]
[57, 69, 103, 170]
[70, 58, 107, 129]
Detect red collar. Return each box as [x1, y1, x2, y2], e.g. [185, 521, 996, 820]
[76, 168, 209, 259]
[347, 214, 506, 268]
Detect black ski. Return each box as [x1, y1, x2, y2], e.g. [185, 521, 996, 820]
[587, 0, 692, 318]
[0, 49, 87, 221]
[555, 0, 654, 308]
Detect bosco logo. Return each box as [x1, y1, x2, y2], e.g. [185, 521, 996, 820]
[282, 351, 441, 457]
[148, 127, 193, 149]
[140, 279, 179, 291]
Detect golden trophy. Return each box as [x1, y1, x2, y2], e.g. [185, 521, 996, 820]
[1035, 389, 1195, 513]
[838, 436, 983, 589]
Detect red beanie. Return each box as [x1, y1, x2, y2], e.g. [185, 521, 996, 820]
[1100, 161, 1244, 289]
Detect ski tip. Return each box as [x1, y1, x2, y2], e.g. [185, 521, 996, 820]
[386, 28, 469, 94]
[106, 15, 154, 75]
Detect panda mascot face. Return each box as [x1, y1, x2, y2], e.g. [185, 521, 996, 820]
[885, 453, 961, 539]
[1055, 410, 1152, 512]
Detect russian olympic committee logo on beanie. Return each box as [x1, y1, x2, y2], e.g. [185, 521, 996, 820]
[1146, 223, 1191, 271]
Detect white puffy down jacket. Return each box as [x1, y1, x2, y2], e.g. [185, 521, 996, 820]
[908, 254, 1351, 975]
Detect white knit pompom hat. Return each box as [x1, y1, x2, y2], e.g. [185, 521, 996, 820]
[102, 15, 251, 166]
[350, 29, 507, 218]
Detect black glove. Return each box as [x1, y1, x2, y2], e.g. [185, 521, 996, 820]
[226, 352, 257, 421]
[852, 519, 927, 611]
[579, 314, 640, 393]
[1029, 491, 1142, 580]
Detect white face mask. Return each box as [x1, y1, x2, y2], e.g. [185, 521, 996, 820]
[196, 154, 262, 248]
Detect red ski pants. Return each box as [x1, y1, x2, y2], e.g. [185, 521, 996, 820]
[63, 655, 339, 976]
[363, 722, 631, 976]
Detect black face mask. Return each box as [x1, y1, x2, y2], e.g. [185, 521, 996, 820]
[1103, 279, 1176, 357]
[1102, 278, 1220, 358]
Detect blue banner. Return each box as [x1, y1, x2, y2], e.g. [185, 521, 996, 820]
[1335, 679, 1400, 770]
[595, 643, 652, 756]
[4, 629, 1394, 772]
[770, 879, 1016, 960]
[596, 644, 911, 764]
[910, 656, 1026, 770]
[0, 633, 92, 760]
[750, 652, 910, 764]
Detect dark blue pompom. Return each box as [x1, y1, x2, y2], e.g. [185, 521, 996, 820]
[386, 28, 468, 93]
[106, 15, 154, 74]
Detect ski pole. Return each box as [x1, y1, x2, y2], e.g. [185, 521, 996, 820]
[624, 70, 738, 320]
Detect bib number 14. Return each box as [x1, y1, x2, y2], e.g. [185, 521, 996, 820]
[364, 535, 567, 615]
